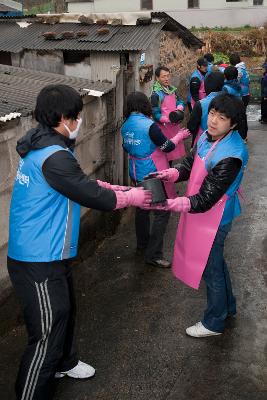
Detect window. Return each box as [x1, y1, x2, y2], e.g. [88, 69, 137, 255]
[188, 0, 199, 9]
[253, 0, 263, 5]
[141, 0, 153, 10]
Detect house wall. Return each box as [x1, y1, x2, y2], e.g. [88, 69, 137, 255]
[0, 88, 125, 302]
[90, 52, 121, 84]
[64, 59, 91, 79]
[19, 50, 64, 74]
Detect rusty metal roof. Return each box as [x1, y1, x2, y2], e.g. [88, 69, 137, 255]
[0, 64, 114, 121]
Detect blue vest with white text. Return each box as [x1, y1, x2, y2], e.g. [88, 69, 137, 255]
[8, 145, 81, 262]
[121, 113, 157, 182]
[223, 80, 242, 97]
[197, 131, 249, 226]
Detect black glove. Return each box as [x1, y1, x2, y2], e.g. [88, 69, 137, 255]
[169, 110, 184, 123]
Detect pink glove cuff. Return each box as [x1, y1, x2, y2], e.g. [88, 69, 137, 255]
[168, 197, 191, 212]
[97, 179, 112, 190]
[115, 191, 129, 209]
[159, 115, 169, 123]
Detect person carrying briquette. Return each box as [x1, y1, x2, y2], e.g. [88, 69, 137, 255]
[121, 91, 190, 269]
[150, 66, 187, 163]
[187, 57, 208, 111]
[260, 60, 267, 124]
[229, 53, 250, 108]
[187, 71, 224, 147]
[147, 93, 249, 338]
[7, 84, 152, 400]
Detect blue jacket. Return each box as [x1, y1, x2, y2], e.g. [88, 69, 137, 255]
[8, 145, 81, 262]
[121, 113, 157, 182]
[199, 92, 221, 131]
[223, 79, 242, 97]
[197, 131, 249, 226]
[236, 62, 250, 96]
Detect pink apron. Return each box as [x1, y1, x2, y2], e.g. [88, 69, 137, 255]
[172, 138, 228, 289]
[158, 93, 186, 161]
[191, 71, 206, 109]
[130, 147, 177, 199]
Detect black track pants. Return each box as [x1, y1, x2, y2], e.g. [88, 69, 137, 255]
[7, 257, 78, 400]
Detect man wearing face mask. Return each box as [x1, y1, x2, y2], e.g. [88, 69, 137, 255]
[7, 84, 152, 400]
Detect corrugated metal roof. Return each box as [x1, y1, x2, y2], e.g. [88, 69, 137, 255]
[0, 20, 166, 53]
[0, 64, 114, 121]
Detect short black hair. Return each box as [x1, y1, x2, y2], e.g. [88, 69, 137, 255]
[204, 53, 214, 63]
[34, 84, 83, 127]
[155, 66, 170, 77]
[224, 65, 238, 81]
[125, 91, 152, 119]
[197, 57, 208, 67]
[229, 53, 241, 66]
[208, 93, 242, 126]
[204, 71, 225, 95]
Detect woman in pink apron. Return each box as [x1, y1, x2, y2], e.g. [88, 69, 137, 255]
[151, 66, 187, 162]
[148, 94, 249, 337]
[121, 91, 190, 268]
[188, 58, 208, 110]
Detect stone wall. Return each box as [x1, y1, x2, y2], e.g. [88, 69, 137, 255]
[0, 85, 125, 302]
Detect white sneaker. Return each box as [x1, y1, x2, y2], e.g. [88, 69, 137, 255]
[186, 322, 222, 338]
[55, 360, 95, 379]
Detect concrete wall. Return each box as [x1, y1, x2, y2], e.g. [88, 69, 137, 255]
[0, 88, 125, 301]
[64, 59, 91, 79]
[20, 50, 64, 74]
[68, 0, 267, 13]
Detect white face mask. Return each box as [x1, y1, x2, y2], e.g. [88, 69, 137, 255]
[64, 118, 82, 140]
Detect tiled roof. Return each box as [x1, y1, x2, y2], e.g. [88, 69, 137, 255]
[0, 20, 166, 53]
[0, 13, 203, 53]
[0, 64, 114, 122]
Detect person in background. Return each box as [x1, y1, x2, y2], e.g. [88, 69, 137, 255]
[204, 53, 215, 74]
[188, 57, 208, 111]
[187, 71, 224, 147]
[151, 66, 187, 163]
[229, 53, 250, 108]
[121, 91, 190, 269]
[147, 93, 249, 338]
[260, 60, 267, 124]
[223, 66, 242, 97]
[7, 84, 152, 400]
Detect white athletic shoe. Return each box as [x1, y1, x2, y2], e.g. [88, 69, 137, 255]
[55, 360, 95, 379]
[186, 322, 222, 338]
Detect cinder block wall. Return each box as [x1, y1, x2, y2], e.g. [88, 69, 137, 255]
[0, 87, 125, 302]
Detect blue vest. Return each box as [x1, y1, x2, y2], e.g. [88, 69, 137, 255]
[223, 80, 242, 97]
[206, 62, 214, 75]
[197, 131, 249, 226]
[199, 92, 221, 131]
[8, 145, 81, 262]
[121, 113, 157, 182]
[188, 69, 205, 102]
[237, 65, 250, 96]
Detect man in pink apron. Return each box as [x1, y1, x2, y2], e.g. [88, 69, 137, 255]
[150, 66, 187, 162]
[187, 57, 208, 112]
[121, 91, 190, 268]
[187, 71, 224, 147]
[148, 93, 249, 337]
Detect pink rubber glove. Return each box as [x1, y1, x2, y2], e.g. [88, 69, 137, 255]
[97, 180, 131, 191]
[146, 197, 191, 213]
[115, 188, 152, 209]
[177, 104, 185, 112]
[147, 168, 179, 183]
[171, 128, 191, 146]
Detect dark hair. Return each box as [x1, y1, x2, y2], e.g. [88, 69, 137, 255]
[197, 57, 208, 67]
[204, 53, 214, 63]
[208, 93, 242, 125]
[204, 71, 225, 95]
[229, 53, 241, 66]
[224, 65, 238, 81]
[34, 84, 83, 127]
[125, 91, 152, 119]
[155, 66, 170, 77]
